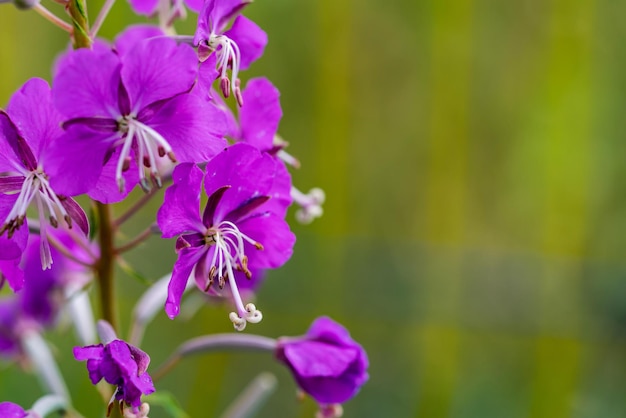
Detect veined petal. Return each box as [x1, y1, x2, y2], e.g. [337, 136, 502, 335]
[0, 176, 24, 193]
[45, 126, 115, 197]
[203, 144, 276, 220]
[166, 246, 205, 319]
[157, 163, 205, 238]
[114, 25, 165, 57]
[127, 0, 159, 16]
[121, 37, 197, 113]
[237, 212, 294, 269]
[239, 77, 281, 151]
[7, 78, 64, 160]
[0, 112, 31, 174]
[284, 341, 358, 378]
[53, 47, 122, 119]
[224, 16, 267, 71]
[143, 93, 227, 163]
[60, 197, 90, 236]
[86, 147, 139, 203]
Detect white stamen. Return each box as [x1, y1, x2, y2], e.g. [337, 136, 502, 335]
[291, 186, 325, 224]
[115, 118, 177, 193]
[1, 170, 72, 269]
[205, 220, 264, 330]
[208, 34, 243, 105]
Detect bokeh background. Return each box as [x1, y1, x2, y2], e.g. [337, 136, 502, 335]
[2, 0, 626, 417]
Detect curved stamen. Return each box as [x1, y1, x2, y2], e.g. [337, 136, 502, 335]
[291, 186, 325, 224]
[1, 171, 74, 269]
[208, 34, 243, 106]
[204, 221, 264, 330]
[115, 118, 177, 193]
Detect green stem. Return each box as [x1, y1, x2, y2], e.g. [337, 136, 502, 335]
[66, 0, 92, 49]
[95, 201, 117, 331]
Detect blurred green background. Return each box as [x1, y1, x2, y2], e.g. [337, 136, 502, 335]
[3, 0, 626, 417]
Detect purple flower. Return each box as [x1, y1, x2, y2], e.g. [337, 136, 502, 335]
[0, 402, 28, 418]
[220, 77, 325, 224]
[73, 339, 155, 410]
[194, 0, 267, 105]
[276, 317, 369, 406]
[0, 78, 88, 278]
[50, 35, 226, 201]
[157, 143, 294, 329]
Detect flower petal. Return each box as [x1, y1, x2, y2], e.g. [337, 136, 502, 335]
[203, 143, 276, 220]
[239, 77, 281, 151]
[157, 163, 205, 238]
[121, 37, 197, 112]
[237, 212, 295, 269]
[126, 0, 159, 16]
[53, 47, 122, 119]
[114, 25, 165, 57]
[165, 246, 205, 319]
[45, 126, 114, 197]
[224, 16, 267, 71]
[141, 92, 227, 164]
[86, 147, 139, 203]
[7, 78, 64, 161]
[284, 341, 358, 378]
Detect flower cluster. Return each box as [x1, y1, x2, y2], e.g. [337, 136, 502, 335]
[0, 0, 367, 415]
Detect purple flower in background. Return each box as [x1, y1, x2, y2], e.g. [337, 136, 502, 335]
[0, 402, 28, 418]
[0, 78, 88, 277]
[50, 35, 226, 201]
[194, 0, 267, 105]
[157, 143, 294, 329]
[220, 77, 325, 224]
[276, 317, 369, 406]
[74, 339, 154, 411]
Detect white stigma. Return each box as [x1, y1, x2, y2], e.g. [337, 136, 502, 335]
[1, 170, 72, 269]
[205, 220, 264, 331]
[208, 33, 243, 106]
[291, 186, 325, 224]
[116, 118, 177, 193]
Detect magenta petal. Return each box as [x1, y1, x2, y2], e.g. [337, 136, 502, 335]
[263, 162, 292, 218]
[143, 93, 227, 163]
[0, 113, 28, 174]
[157, 163, 205, 238]
[239, 77, 282, 151]
[203, 144, 276, 220]
[121, 38, 197, 112]
[166, 246, 205, 319]
[7, 78, 64, 160]
[284, 341, 358, 378]
[73, 344, 104, 361]
[127, 0, 159, 16]
[0, 258, 24, 292]
[224, 16, 267, 70]
[238, 212, 295, 269]
[114, 25, 165, 57]
[87, 147, 139, 203]
[53, 47, 122, 119]
[45, 127, 115, 197]
[0, 402, 27, 418]
[61, 197, 90, 236]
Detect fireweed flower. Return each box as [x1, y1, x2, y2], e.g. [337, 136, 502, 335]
[0, 228, 96, 358]
[194, 0, 267, 105]
[222, 77, 325, 223]
[0, 78, 89, 275]
[50, 35, 226, 202]
[0, 402, 29, 418]
[74, 339, 154, 412]
[157, 143, 294, 330]
[275, 317, 369, 407]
